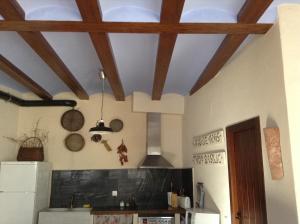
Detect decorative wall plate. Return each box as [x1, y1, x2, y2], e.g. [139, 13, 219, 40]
[109, 119, 123, 132]
[61, 109, 84, 131]
[65, 133, 85, 152]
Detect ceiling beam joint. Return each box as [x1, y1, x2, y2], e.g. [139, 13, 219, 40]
[76, 0, 125, 101]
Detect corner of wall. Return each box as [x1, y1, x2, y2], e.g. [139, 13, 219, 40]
[0, 93, 20, 161]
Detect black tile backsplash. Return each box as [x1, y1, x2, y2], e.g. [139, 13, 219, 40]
[50, 168, 193, 209]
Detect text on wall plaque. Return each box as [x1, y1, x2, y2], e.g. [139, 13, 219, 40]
[193, 151, 225, 166]
[193, 129, 224, 147]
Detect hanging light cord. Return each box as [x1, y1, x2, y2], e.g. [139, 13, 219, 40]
[89, 69, 112, 134]
[100, 71, 105, 121]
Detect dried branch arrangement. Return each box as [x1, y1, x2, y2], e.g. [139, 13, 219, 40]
[4, 119, 48, 148]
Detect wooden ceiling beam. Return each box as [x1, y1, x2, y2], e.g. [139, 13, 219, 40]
[160, 0, 185, 23]
[238, 0, 274, 23]
[0, 21, 272, 34]
[0, 0, 89, 99]
[0, 55, 52, 99]
[18, 32, 89, 99]
[189, 34, 248, 94]
[152, 0, 185, 100]
[190, 0, 273, 95]
[76, 0, 125, 101]
[75, 0, 102, 22]
[0, 0, 24, 20]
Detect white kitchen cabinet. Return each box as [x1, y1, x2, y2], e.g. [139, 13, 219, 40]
[38, 209, 93, 224]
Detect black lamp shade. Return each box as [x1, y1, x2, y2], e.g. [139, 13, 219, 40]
[89, 120, 113, 135]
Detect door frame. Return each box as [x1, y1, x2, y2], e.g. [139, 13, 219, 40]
[226, 117, 267, 223]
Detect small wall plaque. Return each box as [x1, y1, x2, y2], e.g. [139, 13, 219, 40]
[263, 128, 284, 180]
[193, 129, 224, 148]
[193, 151, 226, 166]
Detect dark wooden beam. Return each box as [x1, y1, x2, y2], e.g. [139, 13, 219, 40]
[160, 0, 185, 23]
[88, 33, 125, 101]
[152, 33, 178, 100]
[0, 55, 52, 99]
[190, 34, 247, 94]
[238, 0, 273, 23]
[0, 21, 272, 34]
[152, 0, 185, 100]
[76, 0, 125, 101]
[190, 0, 273, 95]
[75, 0, 102, 22]
[0, 0, 24, 20]
[19, 32, 89, 99]
[0, 0, 89, 99]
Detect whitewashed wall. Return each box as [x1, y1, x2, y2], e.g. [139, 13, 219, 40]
[17, 93, 183, 170]
[279, 4, 300, 218]
[182, 16, 298, 224]
[0, 86, 20, 161]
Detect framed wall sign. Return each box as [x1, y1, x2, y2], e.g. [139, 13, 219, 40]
[193, 150, 226, 166]
[193, 129, 224, 148]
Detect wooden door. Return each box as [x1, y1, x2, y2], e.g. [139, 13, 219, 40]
[226, 117, 267, 224]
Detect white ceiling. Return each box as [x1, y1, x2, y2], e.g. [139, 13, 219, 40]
[0, 31, 69, 95]
[109, 33, 159, 96]
[0, 0, 299, 97]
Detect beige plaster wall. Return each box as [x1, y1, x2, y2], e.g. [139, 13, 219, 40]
[279, 4, 300, 218]
[182, 19, 298, 224]
[133, 92, 185, 114]
[17, 93, 183, 170]
[0, 87, 20, 161]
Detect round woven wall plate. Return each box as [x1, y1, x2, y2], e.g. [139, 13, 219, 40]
[61, 109, 84, 132]
[65, 133, 85, 152]
[109, 119, 124, 132]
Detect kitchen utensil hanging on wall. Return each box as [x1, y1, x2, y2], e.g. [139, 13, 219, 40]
[109, 119, 124, 132]
[91, 134, 102, 142]
[65, 133, 85, 152]
[90, 134, 113, 152]
[61, 109, 85, 131]
[101, 140, 112, 151]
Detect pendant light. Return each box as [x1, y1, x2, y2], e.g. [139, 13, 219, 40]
[89, 70, 113, 135]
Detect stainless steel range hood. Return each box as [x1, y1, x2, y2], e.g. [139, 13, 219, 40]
[138, 113, 173, 168]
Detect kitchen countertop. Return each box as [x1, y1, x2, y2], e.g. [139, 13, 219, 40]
[91, 207, 186, 215]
